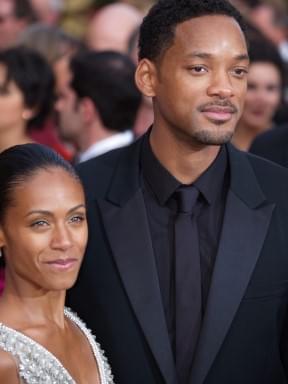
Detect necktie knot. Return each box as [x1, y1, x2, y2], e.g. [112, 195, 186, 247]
[175, 186, 199, 214]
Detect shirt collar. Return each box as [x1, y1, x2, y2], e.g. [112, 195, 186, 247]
[78, 130, 134, 163]
[141, 132, 228, 206]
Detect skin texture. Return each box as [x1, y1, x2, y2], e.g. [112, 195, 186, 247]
[135, 15, 249, 184]
[0, 167, 100, 383]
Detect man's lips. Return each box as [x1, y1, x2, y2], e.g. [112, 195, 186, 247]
[200, 106, 237, 122]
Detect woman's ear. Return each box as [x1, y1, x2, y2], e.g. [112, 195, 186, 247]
[22, 108, 36, 121]
[0, 226, 6, 249]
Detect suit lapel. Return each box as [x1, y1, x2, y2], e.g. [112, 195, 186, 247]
[98, 137, 177, 384]
[190, 145, 275, 384]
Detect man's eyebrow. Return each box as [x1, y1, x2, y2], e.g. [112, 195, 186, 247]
[185, 52, 250, 61]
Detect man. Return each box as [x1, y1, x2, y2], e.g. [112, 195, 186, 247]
[0, 0, 37, 50]
[67, 0, 288, 383]
[86, 3, 143, 53]
[55, 50, 141, 162]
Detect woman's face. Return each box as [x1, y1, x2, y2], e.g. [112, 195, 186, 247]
[240, 62, 282, 132]
[0, 167, 88, 292]
[0, 64, 34, 132]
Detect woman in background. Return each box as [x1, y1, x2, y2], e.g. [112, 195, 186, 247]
[0, 46, 55, 153]
[18, 24, 86, 160]
[232, 36, 285, 151]
[0, 143, 113, 383]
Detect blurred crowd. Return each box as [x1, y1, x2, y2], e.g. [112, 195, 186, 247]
[0, 0, 287, 164]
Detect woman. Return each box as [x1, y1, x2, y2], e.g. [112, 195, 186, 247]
[232, 35, 285, 151]
[0, 46, 55, 153]
[0, 143, 113, 383]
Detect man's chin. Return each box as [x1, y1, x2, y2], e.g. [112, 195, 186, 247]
[193, 129, 234, 146]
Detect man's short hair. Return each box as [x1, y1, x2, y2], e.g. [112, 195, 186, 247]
[139, 0, 247, 62]
[70, 50, 142, 133]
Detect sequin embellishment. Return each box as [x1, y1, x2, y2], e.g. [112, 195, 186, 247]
[0, 307, 114, 384]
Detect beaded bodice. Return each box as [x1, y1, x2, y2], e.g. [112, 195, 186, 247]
[0, 307, 114, 384]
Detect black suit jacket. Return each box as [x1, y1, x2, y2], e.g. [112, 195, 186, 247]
[250, 124, 288, 167]
[67, 135, 288, 384]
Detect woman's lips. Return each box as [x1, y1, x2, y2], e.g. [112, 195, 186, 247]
[45, 258, 78, 271]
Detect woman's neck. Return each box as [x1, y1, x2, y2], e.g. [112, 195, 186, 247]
[0, 126, 33, 153]
[0, 276, 66, 329]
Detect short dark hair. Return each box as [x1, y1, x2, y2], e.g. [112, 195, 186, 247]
[139, 0, 247, 62]
[0, 46, 55, 129]
[248, 36, 285, 85]
[0, 143, 79, 223]
[70, 50, 142, 133]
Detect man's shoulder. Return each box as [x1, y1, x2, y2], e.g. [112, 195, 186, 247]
[250, 125, 288, 166]
[78, 144, 127, 173]
[243, 149, 288, 199]
[76, 137, 143, 198]
[252, 124, 288, 147]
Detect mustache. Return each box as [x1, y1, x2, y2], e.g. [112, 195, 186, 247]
[197, 100, 238, 114]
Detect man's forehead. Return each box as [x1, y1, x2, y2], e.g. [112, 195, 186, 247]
[170, 15, 247, 55]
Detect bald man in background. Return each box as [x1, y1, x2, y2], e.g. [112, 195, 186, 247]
[86, 3, 143, 53]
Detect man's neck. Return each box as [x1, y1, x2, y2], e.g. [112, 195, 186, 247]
[76, 122, 118, 153]
[150, 126, 221, 185]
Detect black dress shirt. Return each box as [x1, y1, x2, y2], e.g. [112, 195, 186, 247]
[140, 134, 229, 355]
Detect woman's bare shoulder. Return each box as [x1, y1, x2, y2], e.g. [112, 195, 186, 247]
[0, 348, 20, 383]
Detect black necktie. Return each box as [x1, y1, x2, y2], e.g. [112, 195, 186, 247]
[174, 185, 202, 384]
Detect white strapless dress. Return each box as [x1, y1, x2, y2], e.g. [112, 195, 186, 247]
[0, 307, 114, 384]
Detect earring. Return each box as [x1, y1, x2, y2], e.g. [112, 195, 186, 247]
[0, 248, 2, 258]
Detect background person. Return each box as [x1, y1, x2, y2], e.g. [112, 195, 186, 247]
[86, 2, 143, 52]
[0, 46, 54, 153]
[0, 0, 37, 50]
[18, 23, 86, 160]
[55, 50, 141, 162]
[232, 35, 285, 150]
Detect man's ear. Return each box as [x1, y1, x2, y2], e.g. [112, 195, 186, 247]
[79, 97, 98, 125]
[135, 59, 158, 98]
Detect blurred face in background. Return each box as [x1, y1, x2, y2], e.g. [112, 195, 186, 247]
[0, 0, 27, 49]
[54, 66, 83, 145]
[240, 62, 282, 132]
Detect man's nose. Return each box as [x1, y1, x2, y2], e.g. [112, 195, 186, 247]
[207, 72, 234, 99]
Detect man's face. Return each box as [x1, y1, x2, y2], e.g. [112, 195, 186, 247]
[0, 0, 27, 49]
[145, 15, 249, 147]
[54, 60, 83, 144]
[55, 84, 83, 144]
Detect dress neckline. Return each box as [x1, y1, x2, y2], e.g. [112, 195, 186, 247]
[0, 307, 114, 384]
